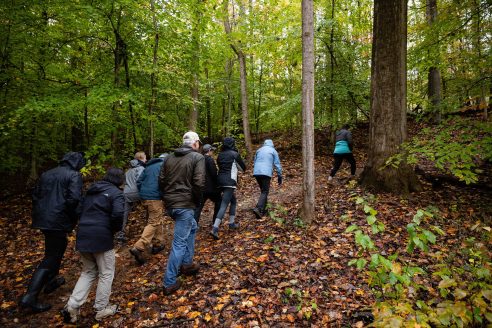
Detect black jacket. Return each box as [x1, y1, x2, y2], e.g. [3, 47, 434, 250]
[204, 155, 219, 194]
[159, 145, 205, 209]
[76, 180, 124, 253]
[32, 152, 85, 232]
[217, 138, 246, 188]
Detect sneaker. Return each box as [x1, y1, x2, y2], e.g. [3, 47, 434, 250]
[151, 245, 165, 255]
[252, 208, 262, 220]
[209, 228, 219, 240]
[163, 280, 182, 296]
[61, 304, 78, 324]
[229, 223, 239, 230]
[95, 304, 118, 321]
[180, 262, 200, 275]
[129, 247, 146, 265]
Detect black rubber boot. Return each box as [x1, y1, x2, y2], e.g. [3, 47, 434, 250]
[43, 276, 65, 294]
[19, 269, 52, 313]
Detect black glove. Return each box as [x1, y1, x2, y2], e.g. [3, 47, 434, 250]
[278, 176, 283, 186]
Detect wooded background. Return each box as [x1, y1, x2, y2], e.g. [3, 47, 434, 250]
[0, 0, 490, 184]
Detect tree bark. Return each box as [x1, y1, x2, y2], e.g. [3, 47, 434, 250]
[149, 0, 159, 158]
[426, 0, 442, 123]
[360, 0, 421, 193]
[301, 0, 316, 224]
[189, 0, 201, 131]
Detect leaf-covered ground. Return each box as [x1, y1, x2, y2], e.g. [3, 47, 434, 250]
[1, 126, 491, 327]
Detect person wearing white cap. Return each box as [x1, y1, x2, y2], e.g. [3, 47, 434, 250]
[158, 131, 205, 295]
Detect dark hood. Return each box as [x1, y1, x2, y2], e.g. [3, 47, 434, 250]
[174, 145, 195, 156]
[60, 152, 86, 171]
[86, 181, 115, 195]
[222, 137, 236, 151]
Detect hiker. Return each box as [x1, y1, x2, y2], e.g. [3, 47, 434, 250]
[61, 168, 125, 323]
[210, 137, 246, 240]
[115, 151, 147, 244]
[252, 139, 283, 219]
[329, 124, 356, 180]
[194, 144, 221, 225]
[19, 152, 85, 313]
[128, 153, 168, 265]
[159, 131, 205, 295]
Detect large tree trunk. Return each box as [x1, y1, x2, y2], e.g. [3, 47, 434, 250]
[426, 0, 442, 123]
[189, 0, 201, 131]
[360, 0, 421, 193]
[301, 0, 316, 224]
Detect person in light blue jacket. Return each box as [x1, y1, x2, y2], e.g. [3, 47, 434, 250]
[252, 139, 282, 219]
[329, 124, 356, 180]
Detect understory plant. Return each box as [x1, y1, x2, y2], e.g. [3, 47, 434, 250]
[345, 196, 492, 327]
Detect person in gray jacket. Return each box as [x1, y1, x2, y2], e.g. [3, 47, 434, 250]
[252, 139, 282, 219]
[116, 151, 146, 243]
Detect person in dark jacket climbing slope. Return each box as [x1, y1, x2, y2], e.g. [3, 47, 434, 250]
[194, 144, 221, 225]
[210, 137, 246, 240]
[329, 124, 356, 180]
[61, 168, 124, 323]
[19, 152, 85, 313]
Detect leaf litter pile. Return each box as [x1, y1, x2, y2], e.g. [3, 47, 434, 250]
[1, 127, 491, 327]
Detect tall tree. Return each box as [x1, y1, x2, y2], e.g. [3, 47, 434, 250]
[361, 0, 421, 193]
[301, 0, 315, 223]
[426, 0, 442, 123]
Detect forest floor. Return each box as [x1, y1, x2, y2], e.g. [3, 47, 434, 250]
[1, 123, 491, 327]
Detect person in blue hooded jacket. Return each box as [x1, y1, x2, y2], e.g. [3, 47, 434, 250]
[329, 124, 356, 180]
[252, 139, 282, 219]
[129, 154, 167, 265]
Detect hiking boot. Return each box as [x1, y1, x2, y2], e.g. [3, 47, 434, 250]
[43, 276, 65, 294]
[252, 207, 263, 220]
[180, 263, 200, 276]
[115, 231, 127, 244]
[61, 304, 78, 324]
[129, 248, 146, 265]
[209, 228, 219, 240]
[151, 245, 165, 255]
[95, 304, 118, 321]
[19, 268, 52, 313]
[229, 222, 240, 230]
[163, 280, 182, 296]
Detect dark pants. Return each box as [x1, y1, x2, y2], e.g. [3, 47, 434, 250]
[36, 230, 68, 279]
[255, 175, 271, 215]
[194, 191, 222, 224]
[330, 153, 356, 177]
[216, 188, 237, 221]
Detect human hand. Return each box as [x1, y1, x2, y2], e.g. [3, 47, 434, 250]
[277, 176, 283, 186]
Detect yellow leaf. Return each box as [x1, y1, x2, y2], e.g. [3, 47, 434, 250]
[188, 311, 201, 319]
[256, 254, 269, 262]
[92, 324, 99, 328]
[15, 277, 23, 282]
[355, 289, 365, 296]
[127, 301, 135, 307]
[165, 312, 174, 319]
[214, 303, 225, 311]
[204, 313, 212, 322]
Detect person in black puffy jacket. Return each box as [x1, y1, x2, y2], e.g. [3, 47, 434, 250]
[210, 137, 246, 240]
[61, 168, 124, 323]
[194, 144, 221, 224]
[19, 152, 85, 313]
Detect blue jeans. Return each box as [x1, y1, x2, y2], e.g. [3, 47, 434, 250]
[163, 208, 197, 287]
[215, 188, 237, 220]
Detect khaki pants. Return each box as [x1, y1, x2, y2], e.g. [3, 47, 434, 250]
[134, 200, 165, 252]
[68, 250, 115, 311]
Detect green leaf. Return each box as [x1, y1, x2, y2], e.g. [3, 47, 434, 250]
[367, 215, 377, 225]
[423, 230, 437, 244]
[356, 258, 367, 269]
[345, 225, 359, 233]
[438, 278, 457, 289]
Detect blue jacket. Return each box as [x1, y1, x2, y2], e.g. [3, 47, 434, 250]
[333, 129, 353, 154]
[137, 157, 165, 200]
[253, 139, 282, 178]
[76, 180, 124, 253]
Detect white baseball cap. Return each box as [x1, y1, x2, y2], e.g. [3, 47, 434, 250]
[183, 131, 201, 144]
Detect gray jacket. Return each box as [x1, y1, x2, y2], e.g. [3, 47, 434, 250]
[123, 159, 145, 195]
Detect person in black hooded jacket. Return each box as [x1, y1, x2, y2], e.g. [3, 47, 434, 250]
[210, 137, 246, 240]
[19, 151, 85, 313]
[61, 168, 124, 323]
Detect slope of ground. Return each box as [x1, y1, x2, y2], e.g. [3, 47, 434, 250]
[1, 130, 491, 327]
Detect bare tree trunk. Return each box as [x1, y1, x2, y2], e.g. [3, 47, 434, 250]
[149, 0, 159, 158]
[360, 0, 421, 193]
[205, 67, 212, 139]
[426, 0, 442, 123]
[301, 0, 316, 224]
